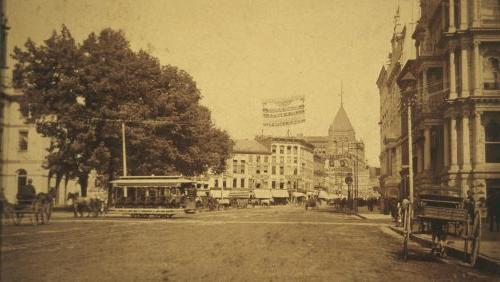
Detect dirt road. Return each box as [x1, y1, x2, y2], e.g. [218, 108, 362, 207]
[1, 207, 498, 281]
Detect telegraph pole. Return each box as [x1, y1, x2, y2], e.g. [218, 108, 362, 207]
[407, 102, 414, 205]
[122, 122, 127, 176]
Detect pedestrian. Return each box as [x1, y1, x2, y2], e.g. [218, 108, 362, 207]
[464, 190, 475, 221]
[487, 193, 499, 232]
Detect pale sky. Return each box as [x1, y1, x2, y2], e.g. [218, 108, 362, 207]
[6, 0, 419, 166]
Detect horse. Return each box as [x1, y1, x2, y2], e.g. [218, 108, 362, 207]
[305, 196, 319, 210]
[36, 188, 57, 222]
[67, 192, 100, 217]
[0, 197, 16, 224]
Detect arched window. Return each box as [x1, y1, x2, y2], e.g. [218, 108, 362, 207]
[483, 55, 500, 90]
[17, 169, 27, 194]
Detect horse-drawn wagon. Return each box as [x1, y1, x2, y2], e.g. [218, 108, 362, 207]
[401, 194, 481, 266]
[10, 190, 55, 226]
[108, 175, 197, 218]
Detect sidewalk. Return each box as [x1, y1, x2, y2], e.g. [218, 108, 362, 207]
[389, 221, 500, 270]
[355, 206, 392, 220]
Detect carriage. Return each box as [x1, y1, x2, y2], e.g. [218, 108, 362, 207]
[401, 194, 481, 266]
[108, 175, 197, 218]
[11, 195, 53, 226]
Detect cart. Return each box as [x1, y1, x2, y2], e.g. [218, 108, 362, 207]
[401, 194, 481, 266]
[13, 198, 49, 226]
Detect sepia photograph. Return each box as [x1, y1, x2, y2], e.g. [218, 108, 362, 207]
[1, 0, 500, 281]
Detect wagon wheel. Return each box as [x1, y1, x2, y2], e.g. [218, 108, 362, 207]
[469, 210, 481, 266]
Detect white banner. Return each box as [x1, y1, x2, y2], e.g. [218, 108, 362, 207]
[262, 96, 305, 127]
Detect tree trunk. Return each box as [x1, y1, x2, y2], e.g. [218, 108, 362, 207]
[55, 173, 63, 205]
[79, 173, 89, 197]
[47, 170, 53, 192]
[64, 173, 70, 205]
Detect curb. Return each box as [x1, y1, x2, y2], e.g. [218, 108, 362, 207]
[354, 213, 367, 219]
[388, 226, 500, 272]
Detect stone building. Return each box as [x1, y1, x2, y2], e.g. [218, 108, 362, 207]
[395, 0, 500, 202]
[0, 0, 81, 204]
[377, 12, 417, 200]
[305, 102, 372, 198]
[208, 137, 315, 193]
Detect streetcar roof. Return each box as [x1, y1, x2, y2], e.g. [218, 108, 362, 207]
[111, 176, 194, 187]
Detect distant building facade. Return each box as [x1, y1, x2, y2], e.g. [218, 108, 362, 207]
[208, 137, 315, 192]
[377, 15, 416, 200]
[305, 103, 372, 198]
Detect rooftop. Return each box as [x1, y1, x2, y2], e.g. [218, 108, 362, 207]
[233, 139, 270, 154]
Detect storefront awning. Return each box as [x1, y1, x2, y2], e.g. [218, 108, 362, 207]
[228, 190, 252, 199]
[292, 192, 306, 198]
[209, 190, 231, 199]
[271, 190, 289, 198]
[253, 189, 272, 199]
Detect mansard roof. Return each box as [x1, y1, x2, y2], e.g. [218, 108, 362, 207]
[233, 139, 270, 155]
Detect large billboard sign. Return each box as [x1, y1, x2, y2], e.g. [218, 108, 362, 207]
[262, 96, 305, 127]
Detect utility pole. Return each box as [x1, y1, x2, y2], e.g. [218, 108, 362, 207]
[408, 101, 414, 205]
[122, 122, 127, 176]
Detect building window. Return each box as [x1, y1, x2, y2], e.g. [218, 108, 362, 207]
[279, 182, 284, 189]
[214, 179, 219, 188]
[294, 157, 298, 164]
[483, 55, 499, 90]
[293, 168, 298, 175]
[256, 155, 260, 163]
[223, 180, 226, 188]
[272, 181, 276, 189]
[241, 160, 246, 173]
[279, 146, 284, 154]
[240, 178, 245, 188]
[263, 166, 268, 174]
[293, 146, 298, 154]
[272, 145, 276, 153]
[233, 160, 238, 173]
[264, 156, 268, 163]
[279, 166, 284, 175]
[18, 130, 28, 151]
[485, 117, 500, 163]
[17, 169, 28, 195]
[280, 156, 284, 163]
[256, 169, 260, 174]
[272, 166, 276, 175]
[272, 156, 276, 163]
[233, 178, 237, 188]
[287, 146, 291, 154]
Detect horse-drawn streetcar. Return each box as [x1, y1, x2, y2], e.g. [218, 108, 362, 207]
[108, 175, 197, 218]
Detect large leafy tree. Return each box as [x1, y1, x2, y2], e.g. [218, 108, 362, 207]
[13, 26, 232, 196]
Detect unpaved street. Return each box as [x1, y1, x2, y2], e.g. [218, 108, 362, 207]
[1, 207, 498, 281]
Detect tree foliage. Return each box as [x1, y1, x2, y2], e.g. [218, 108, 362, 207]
[12, 26, 233, 196]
